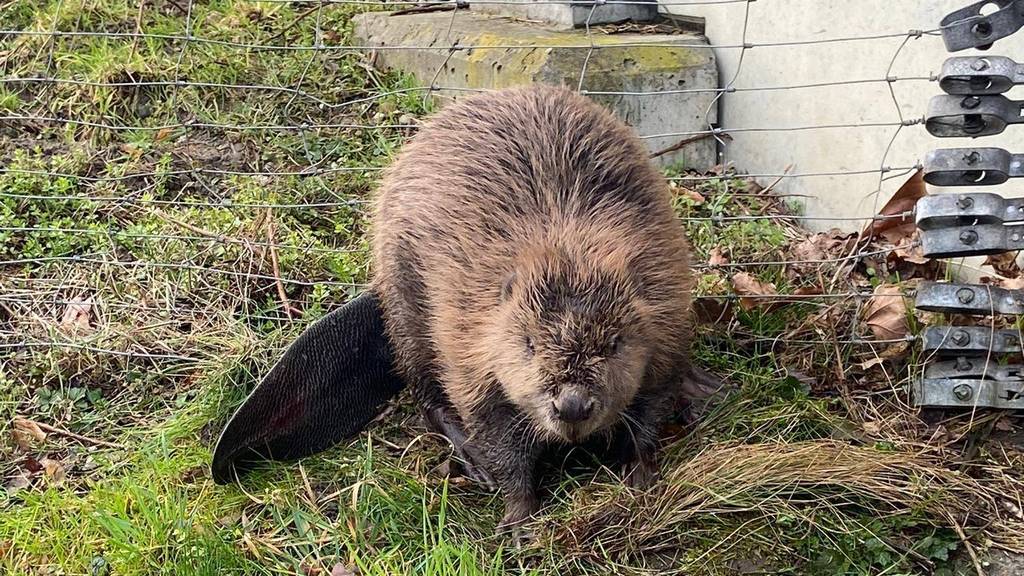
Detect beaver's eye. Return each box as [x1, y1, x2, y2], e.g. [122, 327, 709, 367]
[525, 337, 535, 358]
[607, 334, 621, 356]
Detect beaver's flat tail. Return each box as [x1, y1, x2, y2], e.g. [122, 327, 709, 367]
[211, 290, 405, 484]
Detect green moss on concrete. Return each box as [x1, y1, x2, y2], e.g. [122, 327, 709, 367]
[357, 12, 711, 88]
[351, 10, 719, 167]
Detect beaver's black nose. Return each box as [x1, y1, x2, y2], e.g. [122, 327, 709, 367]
[552, 392, 594, 423]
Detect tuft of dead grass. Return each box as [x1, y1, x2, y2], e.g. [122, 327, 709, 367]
[540, 440, 1024, 572]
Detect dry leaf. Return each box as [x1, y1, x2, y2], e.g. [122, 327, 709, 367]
[787, 229, 857, 280]
[11, 430, 34, 452]
[23, 455, 42, 473]
[12, 418, 46, 450]
[731, 272, 778, 311]
[155, 127, 173, 142]
[708, 247, 729, 267]
[858, 357, 886, 371]
[927, 425, 949, 444]
[680, 187, 705, 206]
[984, 252, 1021, 277]
[60, 296, 93, 331]
[39, 458, 66, 484]
[863, 284, 909, 340]
[793, 286, 822, 297]
[330, 564, 356, 576]
[994, 277, 1024, 290]
[5, 472, 30, 495]
[863, 168, 926, 242]
[995, 416, 1015, 433]
[893, 230, 929, 265]
[791, 237, 825, 262]
[694, 297, 733, 324]
[862, 421, 882, 435]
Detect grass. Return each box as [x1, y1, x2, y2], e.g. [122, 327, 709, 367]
[2, 1, 1024, 575]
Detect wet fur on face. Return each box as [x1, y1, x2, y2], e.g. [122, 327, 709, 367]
[474, 237, 658, 443]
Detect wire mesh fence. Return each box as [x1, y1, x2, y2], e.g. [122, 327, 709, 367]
[0, 0, 992, 391]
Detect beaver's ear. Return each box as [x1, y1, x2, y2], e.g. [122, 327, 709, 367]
[211, 291, 405, 484]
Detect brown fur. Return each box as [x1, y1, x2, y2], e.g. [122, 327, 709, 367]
[369, 84, 696, 533]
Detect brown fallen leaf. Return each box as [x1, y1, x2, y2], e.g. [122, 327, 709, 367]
[731, 272, 778, 311]
[995, 416, 1015, 432]
[791, 236, 825, 262]
[155, 127, 174, 142]
[23, 455, 42, 473]
[694, 297, 733, 324]
[708, 247, 729, 267]
[39, 458, 66, 484]
[863, 284, 909, 340]
[863, 168, 926, 243]
[60, 296, 93, 332]
[330, 563, 356, 576]
[680, 187, 705, 206]
[12, 418, 46, 451]
[862, 421, 882, 435]
[984, 251, 1022, 277]
[893, 230, 929, 265]
[5, 472, 31, 495]
[787, 229, 857, 281]
[11, 430, 34, 452]
[857, 357, 886, 371]
[993, 277, 1024, 290]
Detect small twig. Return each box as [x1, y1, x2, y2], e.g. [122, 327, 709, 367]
[649, 132, 725, 160]
[17, 418, 122, 449]
[952, 521, 986, 576]
[759, 163, 793, 197]
[129, 0, 146, 60]
[879, 535, 934, 573]
[152, 208, 229, 242]
[265, 208, 298, 320]
[150, 207, 258, 253]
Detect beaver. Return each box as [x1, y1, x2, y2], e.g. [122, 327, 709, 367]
[370, 84, 716, 535]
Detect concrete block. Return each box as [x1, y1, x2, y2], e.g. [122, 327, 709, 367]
[354, 11, 718, 170]
[471, 0, 657, 30]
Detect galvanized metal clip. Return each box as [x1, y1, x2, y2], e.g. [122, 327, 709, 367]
[922, 325, 1024, 355]
[923, 147, 1024, 186]
[913, 378, 1024, 408]
[925, 357, 1024, 380]
[920, 223, 1024, 258]
[915, 281, 1024, 315]
[915, 193, 1024, 229]
[915, 357, 1024, 408]
[939, 56, 1024, 95]
[940, 0, 1024, 52]
[925, 94, 1024, 137]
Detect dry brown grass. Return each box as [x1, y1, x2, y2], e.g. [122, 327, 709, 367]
[539, 440, 1024, 573]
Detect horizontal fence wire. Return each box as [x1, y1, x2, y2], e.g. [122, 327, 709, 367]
[0, 0, 973, 374]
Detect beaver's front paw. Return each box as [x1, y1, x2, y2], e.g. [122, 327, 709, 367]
[621, 457, 658, 491]
[495, 495, 540, 546]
